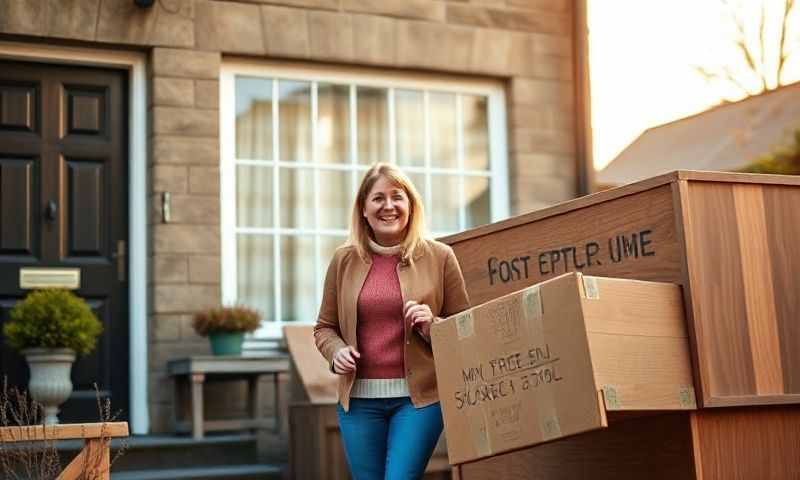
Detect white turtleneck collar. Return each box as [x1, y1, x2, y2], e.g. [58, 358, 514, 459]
[368, 238, 403, 257]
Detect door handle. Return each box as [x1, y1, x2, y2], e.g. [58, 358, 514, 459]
[112, 240, 126, 282]
[45, 200, 57, 222]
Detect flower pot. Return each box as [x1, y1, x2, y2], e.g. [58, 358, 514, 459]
[23, 348, 76, 425]
[208, 332, 244, 356]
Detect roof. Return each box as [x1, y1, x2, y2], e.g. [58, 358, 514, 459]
[596, 81, 800, 187]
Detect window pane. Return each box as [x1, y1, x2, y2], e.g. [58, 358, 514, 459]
[236, 76, 272, 161]
[407, 172, 426, 212]
[319, 235, 347, 304]
[395, 89, 424, 167]
[462, 95, 489, 171]
[319, 169, 351, 230]
[320, 235, 347, 267]
[280, 235, 316, 323]
[430, 174, 459, 232]
[357, 86, 389, 165]
[465, 176, 490, 228]
[237, 234, 274, 322]
[430, 92, 457, 169]
[280, 167, 314, 228]
[237, 165, 273, 228]
[279, 80, 311, 162]
[318, 84, 350, 165]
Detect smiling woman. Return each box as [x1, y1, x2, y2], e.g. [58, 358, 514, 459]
[313, 163, 472, 480]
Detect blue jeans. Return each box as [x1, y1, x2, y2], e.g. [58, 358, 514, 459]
[336, 397, 444, 480]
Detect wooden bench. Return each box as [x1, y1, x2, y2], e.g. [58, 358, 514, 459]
[167, 354, 289, 439]
[0, 422, 129, 479]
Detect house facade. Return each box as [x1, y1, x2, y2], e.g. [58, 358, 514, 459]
[0, 0, 592, 434]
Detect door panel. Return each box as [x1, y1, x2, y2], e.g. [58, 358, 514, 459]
[1, 158, 36, 255]
[0, 60, 129, 423]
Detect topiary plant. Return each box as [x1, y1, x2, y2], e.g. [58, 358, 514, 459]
[192, 305, 262, 337]
[3, 289, 103, 357]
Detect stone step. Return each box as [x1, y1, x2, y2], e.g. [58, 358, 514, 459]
[112, 463, 284, 480]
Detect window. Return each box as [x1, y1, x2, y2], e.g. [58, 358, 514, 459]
[221, 61, 509, 339]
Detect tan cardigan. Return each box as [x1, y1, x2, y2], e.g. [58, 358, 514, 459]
[313, 239, 470, 412]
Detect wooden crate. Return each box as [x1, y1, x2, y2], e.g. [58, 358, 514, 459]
[452, 405, 800, 480]
[441, 171, 800, 408]
[431, 272, 694, 464]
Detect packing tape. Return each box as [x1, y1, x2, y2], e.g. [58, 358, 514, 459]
[582, 276, 600, 300]
[468, 410, 492, 458]
[679, 386, 697, 408]
[523, 285, 543, 321]
[540, 411, 562, 441]
[456, 311, 475, 340]
[602, 385, 621, 409]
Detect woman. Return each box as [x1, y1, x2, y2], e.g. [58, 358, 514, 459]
[314, 163, 470, 480]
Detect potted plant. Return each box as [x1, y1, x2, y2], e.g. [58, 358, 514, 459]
[191, 305, 261, 356]
[3, 289, 103, 425]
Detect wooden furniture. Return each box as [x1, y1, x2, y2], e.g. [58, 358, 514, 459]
[442, 170, 800, 409]
[432, 273, 695, 464]
[284, 325, 452, 480]
[167, 354, 289, 439]
[0, 422, 129, 479]
[451, 406, 800, 479]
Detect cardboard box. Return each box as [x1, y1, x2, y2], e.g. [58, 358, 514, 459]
[431, 272, 695, 465]
[442, 171, 800, 408]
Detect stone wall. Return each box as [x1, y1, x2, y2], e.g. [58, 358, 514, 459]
[0, 0, 585, 432]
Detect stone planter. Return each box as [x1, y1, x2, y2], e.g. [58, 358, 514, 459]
[24, 348, 76, 425]
[208, 332, 244, 356]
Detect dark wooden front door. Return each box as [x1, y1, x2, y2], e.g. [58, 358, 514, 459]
[0, 60, 129, 423]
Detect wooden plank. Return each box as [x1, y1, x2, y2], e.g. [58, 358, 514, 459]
[763, 186, 800, 394]
[83, 438, 110, 480]
[448, 185, 681, 306]
[690, 405, 800, 479]
[284, 325, 338, 404]
[684, 182, 756, 398]
[732, 184, 783, 394]
[677, 170, 800, 186]
[672, 179, 706, 406]
[0, 422, 129, 442]
[455, 412, 696, 480]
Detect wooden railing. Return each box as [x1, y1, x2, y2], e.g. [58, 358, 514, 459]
[0, 422, 128, 480]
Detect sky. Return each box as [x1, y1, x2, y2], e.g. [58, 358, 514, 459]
[588, 0, 800, 170]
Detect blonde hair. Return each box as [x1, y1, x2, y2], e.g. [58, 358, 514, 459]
[349, 163, 427, 263]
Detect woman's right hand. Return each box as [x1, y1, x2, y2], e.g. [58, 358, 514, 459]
[332, 346, 361, 374]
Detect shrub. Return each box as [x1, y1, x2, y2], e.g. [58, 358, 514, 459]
[737, 128, 800, 175]
[191, 305, 262, 337]
[3, 289, 103, 357]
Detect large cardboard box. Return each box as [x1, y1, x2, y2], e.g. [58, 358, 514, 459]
[431, 272, 694, 465]
[442, 171, 800, 409]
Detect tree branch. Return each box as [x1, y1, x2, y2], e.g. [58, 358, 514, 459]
[777, 0, 795, 84]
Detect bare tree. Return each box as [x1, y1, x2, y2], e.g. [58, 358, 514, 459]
[694, 0, 797, 98]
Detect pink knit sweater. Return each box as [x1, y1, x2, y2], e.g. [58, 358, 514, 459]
[355, 254, 404, 379]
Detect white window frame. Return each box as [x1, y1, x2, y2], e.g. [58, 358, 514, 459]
[220, 59, 509, 340]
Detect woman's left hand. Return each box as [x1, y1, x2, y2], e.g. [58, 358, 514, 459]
[404, 300, 436, 341]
